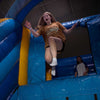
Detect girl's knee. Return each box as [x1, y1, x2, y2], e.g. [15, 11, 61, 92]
[45, 55, 52, 64]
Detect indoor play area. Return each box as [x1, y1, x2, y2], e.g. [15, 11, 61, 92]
[0, 0, 100, 100]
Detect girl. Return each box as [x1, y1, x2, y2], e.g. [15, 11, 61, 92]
[24, 12, 77, 76]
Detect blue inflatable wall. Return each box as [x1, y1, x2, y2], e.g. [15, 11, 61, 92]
[87, 16, 100, 74]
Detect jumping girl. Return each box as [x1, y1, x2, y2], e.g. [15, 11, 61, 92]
[24, 12, 77, 76]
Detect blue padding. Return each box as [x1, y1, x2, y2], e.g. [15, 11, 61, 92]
[0, 30, 22, 62]
[62, 14, 100, 29]
[0, 43, 20, 83]
[5, 0, 31, 18]
[28, 36, 45, 84]
[87, 16, 100, 74]
[0, 19, 21, 42]
[0, 61, 19, 100]
[12, 75, 100, 100]
[69, 95, 94, 100]
[15, 0, 43, 23]
[10, 90, 18, 100]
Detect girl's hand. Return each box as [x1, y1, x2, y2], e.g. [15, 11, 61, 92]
[24, 20, 32, 29]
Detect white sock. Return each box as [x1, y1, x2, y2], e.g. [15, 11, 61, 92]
[53, 58, 57, 61]
[51, 66, 56, 76]
[50, 57, 57, 66]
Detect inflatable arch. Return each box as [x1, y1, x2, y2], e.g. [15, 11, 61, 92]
[0, 0, 100, 100]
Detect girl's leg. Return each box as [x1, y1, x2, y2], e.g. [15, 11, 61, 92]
[45, 47, 52, 64]
[45, 47, 56, 76]
[48, 36, 63, 66]
[45, 36, 63, 76]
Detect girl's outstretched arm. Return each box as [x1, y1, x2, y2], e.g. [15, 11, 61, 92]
[63, 22, 78, 34]
[24, 20, 40, 37]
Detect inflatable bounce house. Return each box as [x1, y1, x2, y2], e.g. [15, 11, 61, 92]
[0, 0, 100, 100]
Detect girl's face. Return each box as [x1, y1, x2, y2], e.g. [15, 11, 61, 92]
[43, 13, 51, 24]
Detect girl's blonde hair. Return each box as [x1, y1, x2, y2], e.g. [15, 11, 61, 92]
[37, 12, 56, 28]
